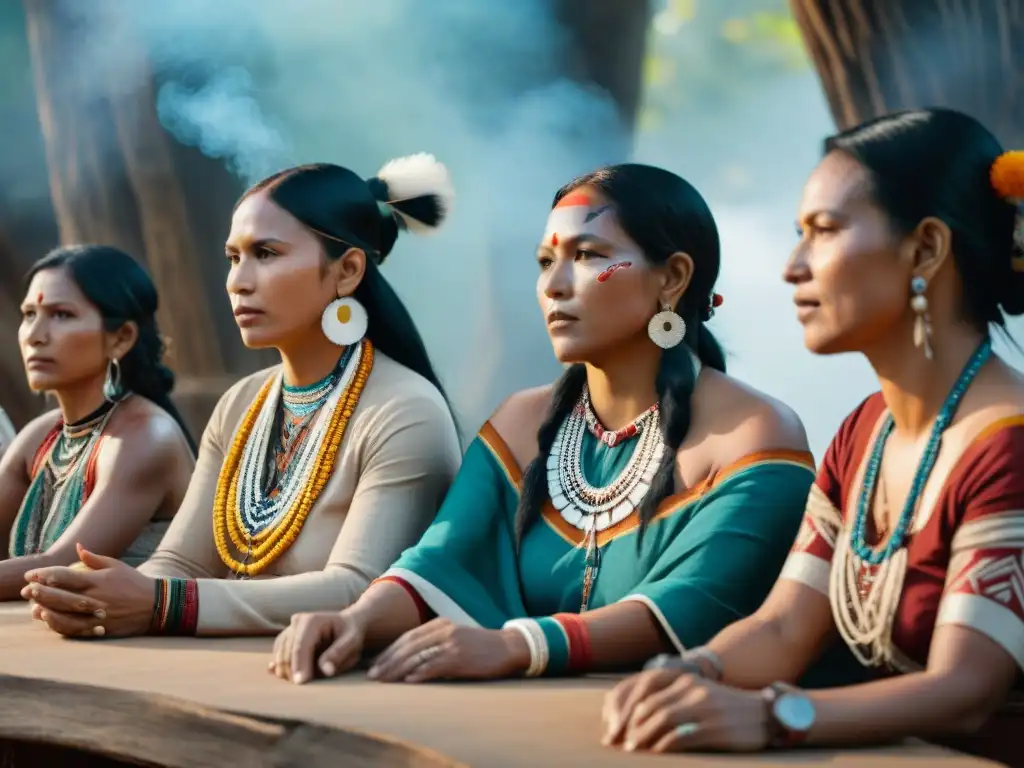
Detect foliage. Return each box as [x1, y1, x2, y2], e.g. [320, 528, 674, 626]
[640, 0, 809, 131]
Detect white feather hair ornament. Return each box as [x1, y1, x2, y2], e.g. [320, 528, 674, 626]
[372, 152, 454, 235]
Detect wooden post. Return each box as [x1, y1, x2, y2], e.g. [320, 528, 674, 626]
[22, 0, 224, 377]
[790, 0, 1024, 144]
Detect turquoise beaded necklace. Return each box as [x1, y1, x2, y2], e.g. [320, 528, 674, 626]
[280, 345, 354, 418]
[851, 338, 992, 565]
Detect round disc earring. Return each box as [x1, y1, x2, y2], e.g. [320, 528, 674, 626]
[648, 302, 686, 349]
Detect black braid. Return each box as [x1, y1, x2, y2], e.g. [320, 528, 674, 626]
[514, 364, 587, 549]
[635, 320, 726, 548]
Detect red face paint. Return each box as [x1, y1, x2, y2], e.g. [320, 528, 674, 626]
[596, 261, 632, 283]
[36, 293, 44, 304]
[555, 190, 592, 209]
[550, 233, 559, 246]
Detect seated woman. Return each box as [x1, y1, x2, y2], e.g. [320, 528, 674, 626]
[271, 163, 815, 685]
[0, 245, 196, 601]
[22, 154, 462, 637]
[601, 109, 1024, 764]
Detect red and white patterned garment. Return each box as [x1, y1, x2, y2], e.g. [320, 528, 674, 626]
[780, 393, 1024, 678]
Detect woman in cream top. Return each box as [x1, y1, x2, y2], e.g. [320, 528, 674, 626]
[22, 154, 461, 637]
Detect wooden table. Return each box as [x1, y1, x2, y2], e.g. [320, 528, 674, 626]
[0, 603, 1001, 767]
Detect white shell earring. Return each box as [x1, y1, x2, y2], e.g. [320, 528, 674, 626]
[647, 302, 686, 349]
[910, 276, 933, 360]
[321, 297, 368, 347]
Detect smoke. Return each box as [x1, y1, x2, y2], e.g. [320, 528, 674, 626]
[51, 0, 627, 428]
[156, 68, 291, 184]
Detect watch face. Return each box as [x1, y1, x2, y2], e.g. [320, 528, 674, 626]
[775, 694, 816, 732]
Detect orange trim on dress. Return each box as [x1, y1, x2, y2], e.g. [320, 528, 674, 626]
[476, 421, 814, 547]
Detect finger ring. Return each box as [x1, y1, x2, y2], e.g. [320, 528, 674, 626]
[415, 645, 442, 665]
[673, 722, 700, 738]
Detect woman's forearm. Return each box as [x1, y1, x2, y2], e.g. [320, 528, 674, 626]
[707, 614, 824, 689]
[805, 670, 998, 746]
[346, 581, 424, 653]
[582, 601, 668, 671]
[0, 550, 75, 600]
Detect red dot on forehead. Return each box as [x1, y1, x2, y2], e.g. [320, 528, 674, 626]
[36, 293, 43, 304]
[551, 233, 559, 246]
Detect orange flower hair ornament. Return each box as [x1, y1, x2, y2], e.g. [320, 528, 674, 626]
[990, 150, 1024, 203]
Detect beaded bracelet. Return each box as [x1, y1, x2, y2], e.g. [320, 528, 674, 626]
[553, 613, 593, 673]
[150, 578, 199, 635]
[503, 618, 549, 677]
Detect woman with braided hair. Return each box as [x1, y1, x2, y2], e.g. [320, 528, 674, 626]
[0, 245, 196, 600]
[272, 163, 817, 686]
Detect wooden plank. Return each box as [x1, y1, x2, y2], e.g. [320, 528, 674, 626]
[0, 607, 997, 767]
[0, 673, 464, 768]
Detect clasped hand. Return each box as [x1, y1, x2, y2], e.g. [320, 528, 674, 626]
[601, 668, 770, 753]
[21, 544, 155, 638]
[270, 614, 527, 685]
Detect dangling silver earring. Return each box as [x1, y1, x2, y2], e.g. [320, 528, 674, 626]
[647, 301, 686, 349]
[103, 358, 123, 402]
[910, 276, 933, 360]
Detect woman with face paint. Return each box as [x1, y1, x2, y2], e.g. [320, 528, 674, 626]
[23, 155, 461, 639]
[0, 245, 196, 602]
[271, 164, 816, 686]
[602, 110, 1024, 763]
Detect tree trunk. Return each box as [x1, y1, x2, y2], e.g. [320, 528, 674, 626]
[790, 0, 1024, 145]
[556, 0, 652, 141]
[22, 0, 224, 377]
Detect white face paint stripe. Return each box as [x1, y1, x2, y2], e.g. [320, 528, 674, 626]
[542, 204, 591, 244]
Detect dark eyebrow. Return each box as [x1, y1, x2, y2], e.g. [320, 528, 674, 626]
[576, 233, 615, 248]
[226, 237, 287, 252]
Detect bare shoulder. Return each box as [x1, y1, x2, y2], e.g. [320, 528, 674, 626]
[99, 397, 194, 476]
[692, 369, 809, 464]
[489, 384, 554, 470]
[0, 408, 62, 475]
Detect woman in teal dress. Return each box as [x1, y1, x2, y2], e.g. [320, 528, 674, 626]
[271, 164, 817, 685]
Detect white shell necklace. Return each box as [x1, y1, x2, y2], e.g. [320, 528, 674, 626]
[547, 385, 665, 533]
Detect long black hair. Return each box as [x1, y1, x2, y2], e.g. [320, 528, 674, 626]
[515, 163, 727, 548]
[239, 159, 451, 405]
[825, 108, 1024, 329]
[25, 245, 197, 454]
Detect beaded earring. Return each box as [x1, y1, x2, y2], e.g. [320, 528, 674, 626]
[910, 276, 933, 360]
[647, 301, 686, 349]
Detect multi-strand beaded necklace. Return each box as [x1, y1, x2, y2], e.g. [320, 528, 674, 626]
[9, 398, 123, 556]
[830, 339, 991, 671]
[212, 339, 373, 577]
[548, 384, 664, 611]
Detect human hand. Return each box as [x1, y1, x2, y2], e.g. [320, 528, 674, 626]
[270, 610, 367, 685]
[367, 618, 529, 683]
[22, 544, 155, 638]
[603, 670, 769, 753]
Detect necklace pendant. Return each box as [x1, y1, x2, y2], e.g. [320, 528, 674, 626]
[601, 431, 617, 448]
[856, 563, 876, 600]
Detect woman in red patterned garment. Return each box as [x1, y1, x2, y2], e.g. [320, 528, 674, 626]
[601, 108, 1024, 765]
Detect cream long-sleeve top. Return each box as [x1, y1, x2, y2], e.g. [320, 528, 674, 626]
[137, 351, 461, 636]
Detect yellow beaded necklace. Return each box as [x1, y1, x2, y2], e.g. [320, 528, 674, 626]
[212, 339, 374, 576]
